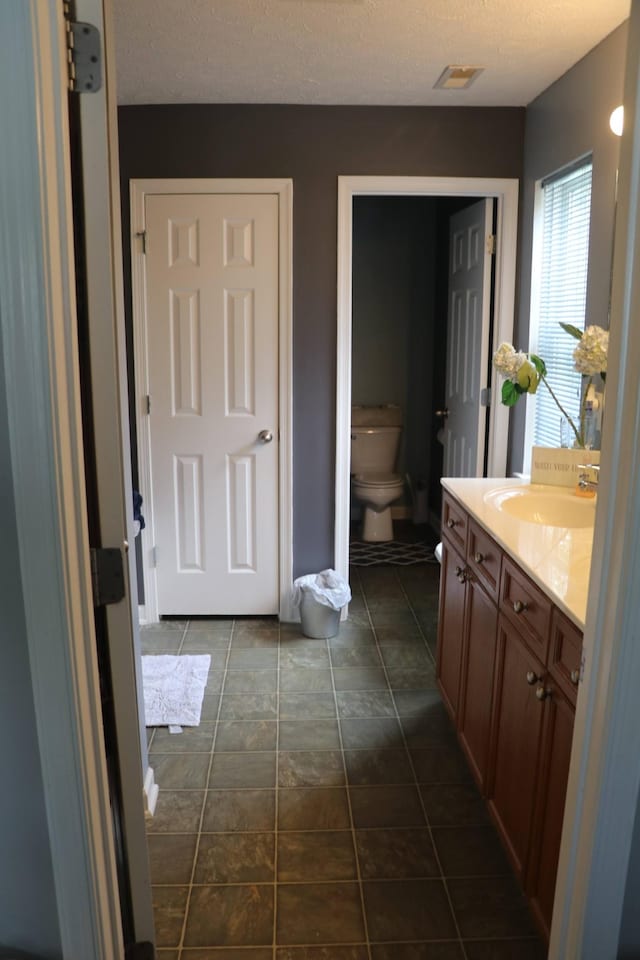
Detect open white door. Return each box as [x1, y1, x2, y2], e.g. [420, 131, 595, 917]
[442, 198, 494, 477]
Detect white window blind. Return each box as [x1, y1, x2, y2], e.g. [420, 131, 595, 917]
[532, 161, 592, 448]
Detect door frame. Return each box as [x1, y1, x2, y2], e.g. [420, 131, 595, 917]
[131, 178, 294, 623]
[335, 175, 519, 587]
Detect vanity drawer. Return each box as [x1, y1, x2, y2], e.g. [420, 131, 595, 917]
[549, 608, 583, 705]
[442, 491, 468, 554]
[500, 558, 552, 663]
[467, 519, 501, 601]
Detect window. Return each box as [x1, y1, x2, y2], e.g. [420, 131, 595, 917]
[529, 160, 593, 449]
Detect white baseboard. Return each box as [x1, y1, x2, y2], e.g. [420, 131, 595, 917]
[137, 604, 148, 625]
[143, 765, 159, 820]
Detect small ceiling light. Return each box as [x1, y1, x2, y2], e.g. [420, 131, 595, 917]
[610, 105, 624, 137]
[434, 65, 484, 91]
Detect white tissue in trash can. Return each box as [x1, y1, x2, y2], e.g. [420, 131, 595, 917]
[292, 568, 352, 611]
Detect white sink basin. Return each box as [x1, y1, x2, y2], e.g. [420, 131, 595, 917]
[484, 485, 596, 528]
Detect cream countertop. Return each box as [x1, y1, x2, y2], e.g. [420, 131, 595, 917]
[441, 477, 594, 630]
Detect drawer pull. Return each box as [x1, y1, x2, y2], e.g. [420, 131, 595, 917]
[513, 599, 528, 614]
[570, 669, 580, 686]
[455, 565, 468, 584]
[526, 671, 540, 686]
[474, 551, 484, 564]
[536, 686, 551, 702]
[447, 518, 456, 529]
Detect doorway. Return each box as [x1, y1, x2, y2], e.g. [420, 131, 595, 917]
[131, 178, 294, 623]
[336, 176, 519, 586]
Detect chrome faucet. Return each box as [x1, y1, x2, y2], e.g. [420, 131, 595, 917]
[577, 462, 600, 491]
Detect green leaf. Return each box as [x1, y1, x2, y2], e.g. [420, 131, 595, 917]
[559, 322, 584, 341]
[501, 380, 520, 407]
[530, 353, 547, 377]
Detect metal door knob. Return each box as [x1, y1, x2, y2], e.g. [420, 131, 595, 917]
[258, 429, 273, 443]
[447, 518, 456, 528]
[435, 409, 449, 418]
[513, 600, 528, 614]
[536, 686, 551, 702]
[474, 552, 484, 564]
[570, 669, 580, 686]
[526, 671, 540, 686]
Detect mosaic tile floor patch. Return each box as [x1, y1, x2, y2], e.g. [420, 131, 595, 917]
[349, 540, 438, 566]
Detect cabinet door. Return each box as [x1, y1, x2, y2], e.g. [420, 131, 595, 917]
[527, 689, 575, 938]
[459, 577, 498, 791]
[437, 540, 467, 720]
[488, 614, 546, 881]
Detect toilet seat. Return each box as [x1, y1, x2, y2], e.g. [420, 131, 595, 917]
[353, 472, 402, 488]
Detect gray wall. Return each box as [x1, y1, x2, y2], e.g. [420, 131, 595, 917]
[0, 332, 61, 958]
[511, 24, 627, 474]
[118, 104, 524, 575]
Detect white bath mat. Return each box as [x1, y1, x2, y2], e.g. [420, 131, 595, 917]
[141, 654, 211, 727]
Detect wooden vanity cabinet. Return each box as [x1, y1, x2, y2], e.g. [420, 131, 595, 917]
[436, 490, 582, 941]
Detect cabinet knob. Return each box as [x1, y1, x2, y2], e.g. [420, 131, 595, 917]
[536, 686, 551, 702]
[570, 669, 580, 686]
[447, 518, 456, 529]
[455, 565, 467, 583]
[474, 552, 484, 564]
[526, 671, 540, 686]
[513, 599, 528, 614]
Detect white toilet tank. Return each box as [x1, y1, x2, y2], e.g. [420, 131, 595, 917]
[351, 405, 402, 474]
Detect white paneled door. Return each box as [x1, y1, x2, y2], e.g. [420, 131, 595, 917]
[145, 193, 279, 615]
[443, 198, 494, 477]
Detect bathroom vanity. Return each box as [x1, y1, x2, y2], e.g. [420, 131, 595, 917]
[436, 477, 593, 942]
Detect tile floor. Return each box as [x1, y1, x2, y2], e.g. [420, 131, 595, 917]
[142, 561, 546, 960]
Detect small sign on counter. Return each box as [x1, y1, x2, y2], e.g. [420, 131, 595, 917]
[530, 446, 600, 488]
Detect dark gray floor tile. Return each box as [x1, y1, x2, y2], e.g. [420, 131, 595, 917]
[208, 752, 276, 789]
[355, 828, 439, 879]
[344, 749, 413, 785]
[215, 720, 277, 752]
[280, 647, 330, 669]
[373, 626, 424, 645]
[370, 944, 464, 960]
[184, 884, 274, 946]
[278, 750, 345, 787]
[448, 876, 538, 939]
[199, 695, 221, 721]
[147, 791, 204, 833]
[340, 717, 403, 750]
[279, 693, 337, 720]
[276, 882, 365, 944]
[223, 670, 278, 694]
[279, 666, 333, 693]
[231, 630, 280, 648]
[379, 644, 433, 669]
[332, 667, 389, 691]
[205, 671, 225, 695]
[279, 719, 340, 750]
[194, 832, 275, 883]
[220, 694, 278, 721]
[363, 878, 457, 941]
[386, 666, 437, 690]
[278, 830, 357, 881]
[411, 747, 472, 784]
[227, 647, 279, 669]
[349, 784, 426, 828]
[150, 725, 216, 754]
[155, 950, 179, 960]
[143, 620, 186, 634]
[183, 950, 272, 959]
[336, 690, 396, 718]
[148, 833, 197, 884]
[328, 626, 376, 647]
[152, 886, 189, 948]
[278, 787, 351, 831]
[141, 633, 182, 655]
[187, 618, 233, 632]
[400, 710, 457, 749]
[202, 789, 276, 832]
[433, 826, 512, 877]
[151, 753, 210, 790]
[420, 784, 489, 827]
[394, 689, 446, 717]
[330, 645, 382, 668]
[463, 941, 546, 960]
[369, 609, 417, 628]
[181, 635, 231, 654]
[277, 948, 368, 960]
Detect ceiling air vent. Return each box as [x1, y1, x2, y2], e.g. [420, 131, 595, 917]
[434, 65, 484, 90]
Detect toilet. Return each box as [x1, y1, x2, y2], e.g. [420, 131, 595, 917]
[351, 405, 404, 542]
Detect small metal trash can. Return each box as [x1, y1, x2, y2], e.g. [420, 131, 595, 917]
[299, 591, 341, 639]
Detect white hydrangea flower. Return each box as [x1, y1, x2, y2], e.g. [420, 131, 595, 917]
[573, 325, 608, 376]
[493, 342, 528, 380]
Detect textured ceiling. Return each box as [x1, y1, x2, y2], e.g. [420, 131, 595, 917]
[113, 0, 629, 107]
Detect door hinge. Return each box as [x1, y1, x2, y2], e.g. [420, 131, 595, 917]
[480, 387, 492, 407]
[90, 548, 125, 607]
[136, 230, 147, 254]
[63, 5, 102, 93]
[486, 233, 496, 255]
[145, 394, 151, 415]
[151, 546, 158, 568]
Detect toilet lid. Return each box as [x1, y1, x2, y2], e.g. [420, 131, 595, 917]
[353, 472, 402, 487]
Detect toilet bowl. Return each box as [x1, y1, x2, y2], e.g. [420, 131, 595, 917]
[351, 405, 404, 542]
[352, 471, 405, 541]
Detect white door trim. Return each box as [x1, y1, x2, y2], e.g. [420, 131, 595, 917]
[131, 178, 294, 623]
[0, 0, 123, 955]
[335, 175, 519, 587]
